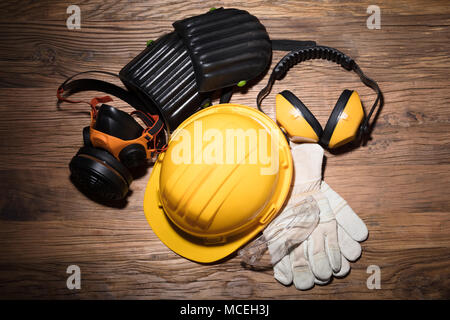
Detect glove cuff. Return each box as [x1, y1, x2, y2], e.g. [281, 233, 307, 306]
[290, 143, 324, 193]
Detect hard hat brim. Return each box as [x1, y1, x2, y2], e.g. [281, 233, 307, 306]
[143, 104, 293, 263]
[144, 161, 272, 263]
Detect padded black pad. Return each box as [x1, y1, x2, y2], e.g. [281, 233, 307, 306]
[119, 32, 205, 132]
[320, 89, 353, 147]
[120, 8, 272, 132]
[173, 8, 272, 92]
[279, 90, 323, 138]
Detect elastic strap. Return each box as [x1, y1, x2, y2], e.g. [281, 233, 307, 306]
[89, 96, 114, 118]
[271, 40, 316, 51]
[131, 110, 163, 135]
[57, 71, 145, 111]
[131, 110, 167, 154]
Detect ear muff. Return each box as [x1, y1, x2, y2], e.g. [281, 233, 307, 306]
[320, 90, 365, 149]
[276, 90, 323, 143]
[69, 146, 133, 201]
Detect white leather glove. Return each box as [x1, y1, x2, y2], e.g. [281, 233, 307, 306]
[284, 142, 323, 202]
[274, 181, 369, 290]
[238, 143, 323, 268]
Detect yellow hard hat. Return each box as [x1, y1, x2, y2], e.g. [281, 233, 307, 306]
[143, 104, 292, 263]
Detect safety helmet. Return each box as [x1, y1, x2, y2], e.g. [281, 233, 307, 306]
[143, 104, 293, 263]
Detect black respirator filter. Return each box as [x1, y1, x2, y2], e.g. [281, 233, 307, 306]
[119, 8, 272, 131]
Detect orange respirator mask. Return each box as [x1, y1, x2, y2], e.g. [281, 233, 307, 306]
[66, 96, 167, 201]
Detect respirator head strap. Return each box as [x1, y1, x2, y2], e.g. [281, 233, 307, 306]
[132, 110, 164, 138]
[257, 41, 318, 113]
[56, 71, 146, 112]
[89, 96, 114, 119]
[131, 110, 167, 154]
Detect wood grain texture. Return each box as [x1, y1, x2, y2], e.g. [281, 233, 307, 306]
[0, 0, 449, 299]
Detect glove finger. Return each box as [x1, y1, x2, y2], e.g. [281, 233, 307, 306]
[307, 231, 332, 281]
[336, 206, 368, 242]
[324, 222, 341, 273]
[291, 242, 315, 290]
[273, 255, 293, 286]
[314, 277, 331, 285]
[333, 255, 351, 278]
[321, 182, 368, 242]
[338, 225, 362, 262]
[321, 182, 369, 242]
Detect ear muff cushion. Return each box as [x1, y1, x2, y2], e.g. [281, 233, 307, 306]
[279, 90, 323, 138]
[320, 89, 353, 147]
[69, 147, 132, 200]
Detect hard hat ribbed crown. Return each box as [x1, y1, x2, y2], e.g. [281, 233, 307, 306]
[144, 104, 293, 263]
[159, 106, 282, 240]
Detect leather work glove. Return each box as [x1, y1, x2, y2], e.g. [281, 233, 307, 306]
[239, 142, 369, 290]
[238, 143, 323, 268]
[274, 181, 368, 290]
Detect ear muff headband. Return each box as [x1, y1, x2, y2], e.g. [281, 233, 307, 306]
[257, 45, 383, 143]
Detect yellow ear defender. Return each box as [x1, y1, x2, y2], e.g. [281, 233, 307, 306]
[257, 45, 383, 149]
[275, 90, 323, 144]
[276, 89, 364, 148]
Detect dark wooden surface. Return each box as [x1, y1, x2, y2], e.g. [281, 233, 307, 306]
[0, 0, 449, 299]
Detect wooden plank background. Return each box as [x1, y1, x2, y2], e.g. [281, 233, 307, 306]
[0, 0, 449, 299]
